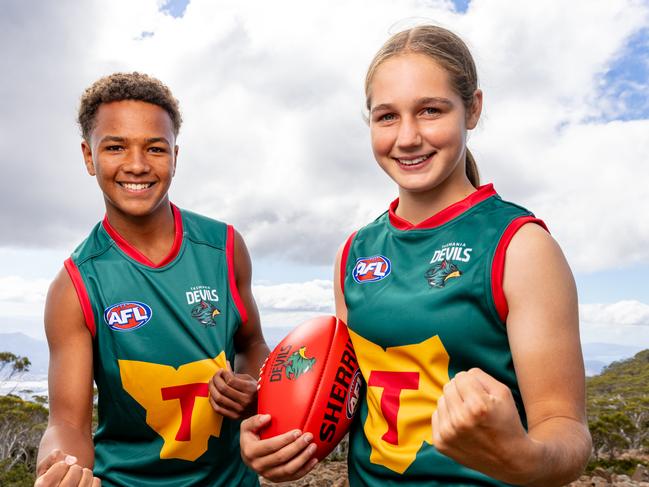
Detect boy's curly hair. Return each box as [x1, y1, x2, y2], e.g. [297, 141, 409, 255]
[78, 72, 182, 140]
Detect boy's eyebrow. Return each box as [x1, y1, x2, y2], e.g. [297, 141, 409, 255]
[370, 97, 454, 113]
[145, 137, 171, 145]
[99, 135, 125, 143]
[98, 136, 171, 145]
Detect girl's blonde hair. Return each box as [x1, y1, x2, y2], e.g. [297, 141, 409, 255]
[365, 25, 480, 186]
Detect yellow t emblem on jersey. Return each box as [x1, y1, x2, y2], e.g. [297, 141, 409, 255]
[118, 352, 227, 461]
[348, 330, 450, 474]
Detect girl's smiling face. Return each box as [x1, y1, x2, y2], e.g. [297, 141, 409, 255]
[368, 53, 481, 196]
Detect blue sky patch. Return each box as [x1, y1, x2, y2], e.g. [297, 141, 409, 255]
[595, 27, 649, 122]
[137, 31, 154, 40]
[575, 263, 649, 304]
[451, 0, 470, 13]
[160, 0, 190, 18]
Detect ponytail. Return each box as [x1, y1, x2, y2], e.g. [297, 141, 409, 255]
[466, 148, 480, 187]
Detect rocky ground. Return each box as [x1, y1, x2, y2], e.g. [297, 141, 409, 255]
[259, 461, 649, 486]
[567, 464, 649, 487]
[259, 460, 348, 487]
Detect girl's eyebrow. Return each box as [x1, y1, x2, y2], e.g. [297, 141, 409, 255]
[370, 97, 454, 113]
[370, 103, 394, 114]
[419, 97, 454, 107]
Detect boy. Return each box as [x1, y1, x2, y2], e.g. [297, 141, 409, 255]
[36, 73, 268, 486]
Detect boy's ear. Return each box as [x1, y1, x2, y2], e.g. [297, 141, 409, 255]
[81, 140, 96, 176]
[173, 145, 179, 177]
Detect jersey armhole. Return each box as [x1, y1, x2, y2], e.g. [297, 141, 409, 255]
[491, 216, 549, 324]
[226, 225, 249, 326]
[340, 231, 357, 294]
[63, 258, 97, 338]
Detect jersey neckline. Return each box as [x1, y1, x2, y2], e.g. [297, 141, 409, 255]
[102, 203, 184, 268]
[388, 184, 497, 231]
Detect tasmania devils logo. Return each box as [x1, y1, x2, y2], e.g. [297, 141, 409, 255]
[424, 260, 462, 288]
[191, 300, 220, 327]
[104, 301, 153, 331]
[353, 255, 392, 283]
[285, 347, 316, 380]
[267, 345, 316, 382]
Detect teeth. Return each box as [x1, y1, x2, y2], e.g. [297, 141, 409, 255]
[397, 153, 432, 165]
[122, 183, 151, 190]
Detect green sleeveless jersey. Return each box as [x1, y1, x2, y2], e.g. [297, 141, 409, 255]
[341, 185, 545, 487]
[64, 204, 259, 487]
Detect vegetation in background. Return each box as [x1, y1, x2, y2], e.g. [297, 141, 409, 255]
[1, 352, 44, 486]
[586, 349, 649, 472]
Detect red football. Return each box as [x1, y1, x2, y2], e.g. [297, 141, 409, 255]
[257, 315, 362, 460]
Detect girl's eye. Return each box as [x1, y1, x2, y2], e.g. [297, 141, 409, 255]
[378, 113, 396, 122]
[423, 107, 441, 116]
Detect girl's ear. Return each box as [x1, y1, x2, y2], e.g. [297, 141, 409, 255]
[467, 89, 483, 130]
[81, 140, 96, 176]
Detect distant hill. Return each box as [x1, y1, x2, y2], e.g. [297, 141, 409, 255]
[588, 348, 649, 397]
[582, 342, 645, 376]
[0, 333, 48, 376]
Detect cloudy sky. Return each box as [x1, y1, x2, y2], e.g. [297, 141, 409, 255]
[0, 0, 648, 358]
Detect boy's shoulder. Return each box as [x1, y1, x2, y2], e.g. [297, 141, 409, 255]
[178, 207, 230, 250]
[179, 207, 228, 227]
[69, 221, 112, 265]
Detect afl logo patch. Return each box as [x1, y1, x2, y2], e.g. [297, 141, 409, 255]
[346, 369, 362, 419]
[104, 301, 153, 331]
[353, 255, 391, 283]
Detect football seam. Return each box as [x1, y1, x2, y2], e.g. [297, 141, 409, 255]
[300, 317, 338, 442]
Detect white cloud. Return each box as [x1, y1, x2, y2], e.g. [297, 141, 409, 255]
[1, 0, 648, 275]
[579, 300, 649, 347]
[253, 279, 333, 313]
[0, 276, 49, 317]
[0, 276, 50, 340]
[581, 300, 649, 327]
[253, 279, 334, 330]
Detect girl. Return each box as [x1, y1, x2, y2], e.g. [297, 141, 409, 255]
[240, 25, 591, 486]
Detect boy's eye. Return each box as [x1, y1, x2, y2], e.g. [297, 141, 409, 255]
[149, 147, 166, 153]
[105, 145, 123, 151]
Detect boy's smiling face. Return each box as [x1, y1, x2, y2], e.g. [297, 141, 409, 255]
[81, 100, 178, 220]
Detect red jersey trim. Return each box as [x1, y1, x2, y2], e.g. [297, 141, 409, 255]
[64, 258, 96, 338]
[102, 203, 183, 268]
[339, 231, 357, 294]
[388, 184, 497, 231]
[226, 225, 249, 326]
[491, 216, 549, 323]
